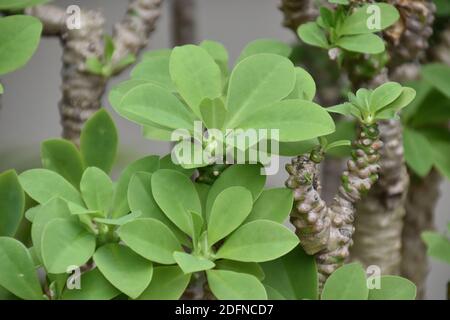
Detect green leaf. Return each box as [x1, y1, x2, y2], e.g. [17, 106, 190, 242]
[199, 97, 227, 129]
[278, 139, 318, 156]
[321, 263, 369, 300]
[328, 0, 349, 4]
[41, 219, 96, 274]
[401, 81, 433, 122]
[422, 128, 450, 180]
[103, 35, 115, 62]
[173, 251, 215, 274]
[0, 0, 50, 10]
[206, 269, 267, 300]
[225, 53, 296, 128]
[200, 40, 229, 75]
[80, 167, 113, 213]
[170, 44, 223, 118]
[376, 87, 416, 119]
[151, 169, 201, 236]
[31, 198, 75, 261]
[434, 0, 450, 16]
[80, 109, 118, 174]
[238, 39, 292, 62]
[94, 211, 141, 226]
[143, 48, 172, 59]
[215, 260, 265, 281]
[0, 237, 43, 300]
[127, 172, 189, 245]
[117, 83, 197, 131]
[61, 268, 120, 300]
[368, 276, 416, 300]
[338, 3, 399, 36]
[118, 218, 182, 264]
[130, 56, 175, 91]
[297, 22, 329, 49]
[19, 169, 83, 205]
[422, 231, 450, 264]
[337, 34, 385, 54]
[112, 155, 160, 218]
[261, 245, 318, 300]
[94, 244, 153, 299]
[137, 266, 191, 300]
[369, 82, 403, 112]
[245, 188, 293, 224]
[160, 154, 195, 177]
[109, 79, 152, 109]
[85, 57, 104, 75]
[0, 15, 42, 75]
[0, 170, 24, 237]
[237, 99, 335, 142]
[141, 124, 173, 141]
[41, 139, 84, 188]
[216, 220, 299, 262]
[422, 63, 450, 98]
[206, 164, 266, 218]
[207, 186, 253, 244]
[403, 128, 433, 177]
[286, 67, 316, 101]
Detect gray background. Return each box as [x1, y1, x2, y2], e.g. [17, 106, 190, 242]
[0, 0, 448, 299]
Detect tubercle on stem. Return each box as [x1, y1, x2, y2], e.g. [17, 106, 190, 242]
[286, 122, 383, 286]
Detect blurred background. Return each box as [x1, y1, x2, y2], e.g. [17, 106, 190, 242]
[0, 0, 448, 299]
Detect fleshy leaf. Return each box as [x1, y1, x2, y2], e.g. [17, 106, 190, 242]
[0, 170, 25, 237]
[173, 251, 215, 274]
[137, 266, 191, 300]
[238, 39, 292, 61]
[245, 188, 293, 223]
[368, 276, 416, 300]
[321, 263, 369, 300]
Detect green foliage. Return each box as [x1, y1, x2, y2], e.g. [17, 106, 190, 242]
[0, 237, 43, 300]
[80, 109, 118, 174]
[0, 170, 25, 237]
[321, 263, 368, 300]
[297, 3, 399, 55]
[0, 15, 42, 78]
[261, 245, 318, 300]
[328, 82, 416, 124]
[401, 64, 450, 179]
[86, 35, 136, 77]
[111, 40, 335, 168]
[321, 262, 416, 300]
[368, 276, 416, 300]
[422, 229, 450, 265]
[93, 244, 153, 298]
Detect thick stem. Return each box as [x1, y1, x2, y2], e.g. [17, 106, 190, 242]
[278, 0, 318, 33]
[401, 170, 442, 299]
[287, 124, 383, 287]
[171, 0, 197, 45]
[112, 0, 164, 67]
[27, 1, 164, 143]
[351, 120, 409, 275]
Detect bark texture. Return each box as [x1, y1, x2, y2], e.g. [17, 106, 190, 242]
[27, 1, 164, 143]
[287, 124, 383, 286]
[171, 0, 197, 45]
[352, 120, 409, 275]
[401, 170, 442, 298]
[279, 0, 318, 33]
[350, 0, 435, 278]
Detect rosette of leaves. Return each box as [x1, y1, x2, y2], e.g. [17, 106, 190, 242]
[327, 81, 416, 124]
[0, 12, 43, 93]
[0, 110, 167, 300]
[400, 64, 450, 179]
[119, 164, 299, 300]
[297, 2, 399, 57]
[86, 35, 136, 78]
[109, 39, 335, 167]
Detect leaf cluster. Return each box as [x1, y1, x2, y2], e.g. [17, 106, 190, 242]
[298, 3, 399, 56]
[109, 39, 336, 165]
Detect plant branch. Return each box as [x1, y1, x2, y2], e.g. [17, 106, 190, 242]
[287, 123, 382, 287]
[26, 1, 164, 143]
[171, 0, 197, 45]
[278, 0, 319, 33]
